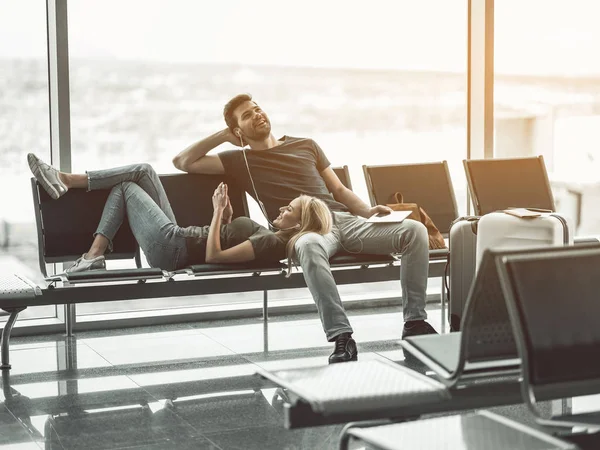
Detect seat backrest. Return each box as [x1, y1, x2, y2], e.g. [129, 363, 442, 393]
[332, 166, 352, 191]
[499, 245, 600, 393]
[459, 244, 590, 366]
[32, 178, 139, 273]
[362, 161, 458, 235]
[31, 173, 247, 275]
[464, 156, 555, 216]
[160, 174, 248, 226]
[461, 249, 516, 364]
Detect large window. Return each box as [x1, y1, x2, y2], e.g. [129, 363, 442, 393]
[0, 1, 56, 321]
[495, 0, 600, 235]
[64, 0, 468, 317]
[0, 0, 468, 321]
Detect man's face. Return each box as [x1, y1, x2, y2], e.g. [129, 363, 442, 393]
[233, 101, 272, 141]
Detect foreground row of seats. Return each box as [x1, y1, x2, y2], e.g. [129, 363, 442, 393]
[259, 244, 600, 449]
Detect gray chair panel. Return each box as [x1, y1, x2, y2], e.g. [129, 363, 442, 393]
[343, 411, 576, 450]
[464, 156, 555, 216]
[362, 161, 458, 235]
[503, 246, 600, 386]
[332, 165, 352, 191]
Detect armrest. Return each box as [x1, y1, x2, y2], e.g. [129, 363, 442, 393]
[185, 262, 286, 276]
[58, 268, 165, 284]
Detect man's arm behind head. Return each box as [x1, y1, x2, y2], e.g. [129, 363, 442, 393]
[173, 129, 237, 174]
[174, 154, 225, 174]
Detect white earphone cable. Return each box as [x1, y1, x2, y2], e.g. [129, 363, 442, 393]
[241, 138, 362, 251]
[242, 146, 278, 229]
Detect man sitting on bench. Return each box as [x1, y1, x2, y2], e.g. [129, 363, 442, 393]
[172, 93, 438, 364]
[27, 155, 331, 272]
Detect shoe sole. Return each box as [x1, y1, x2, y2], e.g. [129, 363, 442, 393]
[328, 354, 358, 364]
[28, 153, 61, 200]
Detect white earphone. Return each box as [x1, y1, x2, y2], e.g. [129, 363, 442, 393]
[277, 224, 301, 232]
[236, 129, 245, 148]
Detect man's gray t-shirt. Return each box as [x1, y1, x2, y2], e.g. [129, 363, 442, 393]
[218, 136, 348, 220]
[184, 217, 287, 265]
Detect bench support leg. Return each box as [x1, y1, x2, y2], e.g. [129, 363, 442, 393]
[552, 398, 572, 417]
[263, 290, 269, 353]
[1, 307, 26, 370]
[64, 304, 75, 337]
[441, 276, 446, 334]
[339, 420, 393, 450]
[262, 290, 268, 323]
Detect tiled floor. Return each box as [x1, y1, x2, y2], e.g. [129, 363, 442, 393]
[2, 305, 600, 449]
[0, 305, 443, 450]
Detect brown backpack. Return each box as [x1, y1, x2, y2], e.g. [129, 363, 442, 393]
[386, 193, 446, 250]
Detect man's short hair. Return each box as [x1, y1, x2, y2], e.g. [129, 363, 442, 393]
[224, 93, 252, 131]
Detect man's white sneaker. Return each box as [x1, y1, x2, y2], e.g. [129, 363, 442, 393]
[27, 153, 68, 200]
[66, 254, 106, 273]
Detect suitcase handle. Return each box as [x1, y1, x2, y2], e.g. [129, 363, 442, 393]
[549, 213, 570, 244]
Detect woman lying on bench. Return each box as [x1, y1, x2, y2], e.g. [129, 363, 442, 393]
[27, 154, 332, 273]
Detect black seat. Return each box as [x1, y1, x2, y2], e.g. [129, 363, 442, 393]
[498, 244, 600, 429]
[31, 173, 248, 278]
[160, 173, 248, 227]
[32, 178, 139, 277]
[401, 247, 524, 386]
[362, 161, 459, 236]
[332, 165, 353, 191]
[463, 156, 555, 215]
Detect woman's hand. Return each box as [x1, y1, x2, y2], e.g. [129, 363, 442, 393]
[207, 181, 255, 263]
[222, 194, 233, 224]
[212, 182, 229, 212]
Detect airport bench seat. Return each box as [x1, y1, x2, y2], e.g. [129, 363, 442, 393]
[0, 167, 452, 369]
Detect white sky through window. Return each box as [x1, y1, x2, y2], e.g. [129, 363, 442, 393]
[1, 0, 600, 76]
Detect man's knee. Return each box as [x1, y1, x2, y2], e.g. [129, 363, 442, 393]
[402, 219, 428, 245]
[294, 233, 329, 261]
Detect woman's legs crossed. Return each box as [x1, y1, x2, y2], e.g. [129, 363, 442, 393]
[86, 163, 177, 223]
[28, 155, 185, 270]
[93, 182, 186, 270]
[47, 162, 177, 224]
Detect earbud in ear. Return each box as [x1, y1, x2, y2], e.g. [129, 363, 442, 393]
[236, 130, 245, 148]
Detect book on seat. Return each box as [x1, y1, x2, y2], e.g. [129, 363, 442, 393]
[366, 210, 412, 223]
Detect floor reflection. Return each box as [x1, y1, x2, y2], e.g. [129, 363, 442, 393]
[1, 307, 423, 449]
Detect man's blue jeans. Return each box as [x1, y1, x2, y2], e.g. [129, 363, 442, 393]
[294, 211, 429, 341]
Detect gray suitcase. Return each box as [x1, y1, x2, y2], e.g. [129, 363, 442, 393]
[447, 216, 479, 331]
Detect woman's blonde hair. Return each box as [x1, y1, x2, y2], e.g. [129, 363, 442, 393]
[284, 195, 332, 277]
